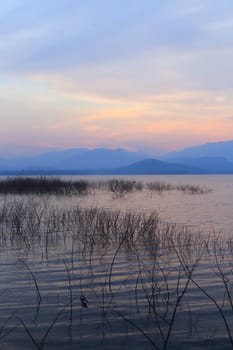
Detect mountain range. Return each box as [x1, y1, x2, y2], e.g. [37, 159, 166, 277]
[164, 139, 233, 162]
[0, 140, 233, 174]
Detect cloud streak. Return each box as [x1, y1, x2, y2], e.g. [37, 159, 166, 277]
[1, 1, 233, 155]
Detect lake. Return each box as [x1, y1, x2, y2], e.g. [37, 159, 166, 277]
[68, 175, 233, 233]
[0, 175, 233, 349]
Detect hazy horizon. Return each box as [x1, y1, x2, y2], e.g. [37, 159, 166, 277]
[0, 138, 232, 159]
[0, 140, 233, 161]
[1, 1, 233, 156]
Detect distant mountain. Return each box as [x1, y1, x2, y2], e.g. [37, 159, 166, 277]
[0, 148, 151, 171]
[54, 148, 149, 170]
[0, 158, 199, 175]
[166, 156, 233, 174]
[164, 140, 233, 162]
[110, 158, 199, 175]
[1, 156, 233, 175]
[1, 141, 233, 175]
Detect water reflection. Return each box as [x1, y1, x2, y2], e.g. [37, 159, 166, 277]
[0, 175, 232, 349]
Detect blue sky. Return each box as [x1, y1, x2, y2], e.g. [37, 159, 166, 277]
[1, 0, 233, 156]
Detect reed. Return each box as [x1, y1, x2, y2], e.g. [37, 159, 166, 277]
[0, 176, 89, 195]
[0, 195, 232, 349]
[106, 179, 143, 198]
[20, 260, 42, 307]
[147, 181, 211, 194]
[15, 305, 67, 350]
[177, 183, 212, 194]
[0, 176, 211, 196]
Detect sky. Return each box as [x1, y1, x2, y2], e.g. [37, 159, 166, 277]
[1, 0, 233, 157]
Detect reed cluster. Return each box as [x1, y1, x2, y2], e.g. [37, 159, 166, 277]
[0, 176, 89, 195]
[0, 177, 211, 196]
[0, 196, 232, 349]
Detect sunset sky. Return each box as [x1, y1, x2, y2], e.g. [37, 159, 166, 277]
[1, 0, 233, 156]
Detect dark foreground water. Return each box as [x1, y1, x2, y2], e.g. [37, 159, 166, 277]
[0, 175, 233, 349]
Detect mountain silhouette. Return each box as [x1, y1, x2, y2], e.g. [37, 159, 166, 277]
[0, 148, 150, 171]
[112, 158, 197, 174]
[1, 142, 233, 174]
[165, 156, 233, 174]
[164, 140, 233, 162]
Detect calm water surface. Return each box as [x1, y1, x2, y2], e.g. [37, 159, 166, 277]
[0, 175, 233, 349]
[69, 175, 233, 234]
